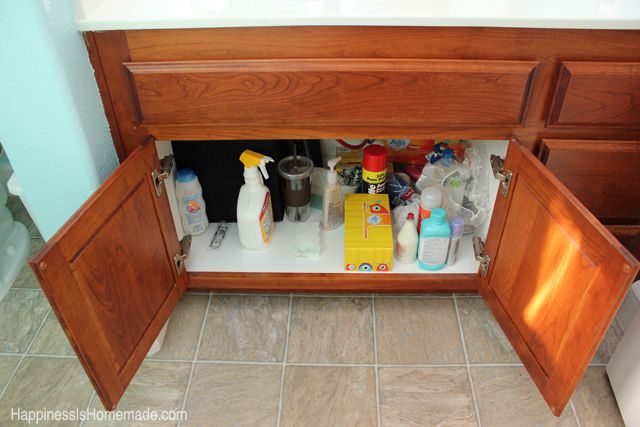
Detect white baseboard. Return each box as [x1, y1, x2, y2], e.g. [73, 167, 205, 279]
[617, 281, 640, 332]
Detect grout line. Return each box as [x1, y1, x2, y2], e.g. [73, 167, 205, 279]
[372, 296, 381, 427]
[276, 294, 293, 427]
[79, 391, 96, 427]
[0, 307, 52, 401]
[569, 399, 582, 427]
[178, 292, 212, 427]
[19, 353, 76, 359]
[6, 287, 44, 292]
[209, 292, 293, 297]
[615, 315, 625, 334]
[453, 295, 482, 427]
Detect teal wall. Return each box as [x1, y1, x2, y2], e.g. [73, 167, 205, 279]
[0, 0, 118, 241]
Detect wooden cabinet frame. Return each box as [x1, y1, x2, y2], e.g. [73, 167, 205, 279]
[29, 26, 640, 415]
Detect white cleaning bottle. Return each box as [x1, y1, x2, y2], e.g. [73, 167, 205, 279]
[396, 213, 419, 264]
[321, 157, 344, 231]
[237, 150, 275, 250]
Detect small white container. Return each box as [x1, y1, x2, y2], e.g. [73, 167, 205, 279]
[321, 157, 344, 231]
[175, 168, 208, 236]
[418, 186, 442, 230]
[395, 213, 419, 264]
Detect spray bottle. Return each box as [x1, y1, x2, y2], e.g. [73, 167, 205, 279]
[321, 157, 344, 231]
[237, 150, 275, 250]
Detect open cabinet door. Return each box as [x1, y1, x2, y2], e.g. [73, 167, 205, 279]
[477, 139, 639, 416]
[30, 139, 188, 410]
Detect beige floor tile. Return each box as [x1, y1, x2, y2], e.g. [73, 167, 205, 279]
[29, 312, 75, 356]
[199, 295, 289, 362]
[86, 361, 191, 426]
[287, 297, 374, 363]
[375, 297, 465, 364]
[149, 295, 208, 360]
[592, 321, 624, 364]
[280, 366, 376, 427]
[184, 363, 281, 427]
[471, 366, 577, 427]
[0, 290, 49, 353]
[457, 298, 519, 364]
[12, 239, 45, 289]
[0, 357, 93, 426]
[572, 367, 624, 427]
[380, 367, 477, 426]
[0, 356, 20, 389]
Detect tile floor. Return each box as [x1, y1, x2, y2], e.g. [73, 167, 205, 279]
[0, 197, 627, 426]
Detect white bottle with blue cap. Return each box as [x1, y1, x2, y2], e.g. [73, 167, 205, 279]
[175, 168, 208, 235]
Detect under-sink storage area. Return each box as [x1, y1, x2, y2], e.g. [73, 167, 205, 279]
[156, 139, 508, 278]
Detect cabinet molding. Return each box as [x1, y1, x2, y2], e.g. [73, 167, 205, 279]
[549, 62, 640, 127]
[125, 59, 537, 128]
[539, 139, 640, 223]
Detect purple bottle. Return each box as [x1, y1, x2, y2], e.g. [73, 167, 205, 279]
[446, 217, 465, 266]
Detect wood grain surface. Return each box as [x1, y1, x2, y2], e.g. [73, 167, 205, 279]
[549, 62, 640, 127]
[479, 139, 639, 416]
[125, 59, 536, 127]
[539, 139, 640, 222]
[30, 139, 188, 410]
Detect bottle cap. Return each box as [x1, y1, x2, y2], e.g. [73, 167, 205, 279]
[407, 213, 415, 221]
[362, 145, 387, 172]
[450, 217, 464, 237]
[420, 186, 442, 208]
[176, 168, 196, 183]
[430, 208, 446, 223]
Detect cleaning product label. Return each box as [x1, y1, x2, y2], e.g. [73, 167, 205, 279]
[419, 237, 449, 266]
[362, 169, 386, 184]
[181, 193, 206, 234]
[259, 193, 274, 244]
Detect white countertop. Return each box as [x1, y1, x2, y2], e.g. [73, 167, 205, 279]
[75, 0, 640, 31]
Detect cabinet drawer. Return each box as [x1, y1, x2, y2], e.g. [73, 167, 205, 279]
[539, 139, 640, 222]
[125, 59, 537, 128]
[549, 62, 640, 127]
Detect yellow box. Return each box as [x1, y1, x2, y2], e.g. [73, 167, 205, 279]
[344, 194, 393, 272]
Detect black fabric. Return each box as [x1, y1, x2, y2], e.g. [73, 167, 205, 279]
[172, 140, 321, 223]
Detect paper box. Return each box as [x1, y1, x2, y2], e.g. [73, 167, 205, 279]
[344, 194, 393, 272]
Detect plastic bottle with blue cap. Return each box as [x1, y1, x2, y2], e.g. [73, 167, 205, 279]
[175, 168, 208, 235]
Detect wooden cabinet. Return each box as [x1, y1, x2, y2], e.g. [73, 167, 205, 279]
[29, 26, 640, 415]
[548, 62, 640, 127]
[125, 59, 537, 127]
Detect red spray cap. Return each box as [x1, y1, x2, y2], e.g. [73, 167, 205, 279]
[362, 145, 387, 172]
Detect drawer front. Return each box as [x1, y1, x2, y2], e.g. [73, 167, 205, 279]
[125, 59, 537, 127]
[539, 139, 640, 222]
[549, 62, 640, 127]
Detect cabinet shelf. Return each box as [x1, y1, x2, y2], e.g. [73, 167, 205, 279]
[186, 218, 479, 275]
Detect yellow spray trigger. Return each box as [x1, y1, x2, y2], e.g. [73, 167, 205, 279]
[239, 150, 274, 179]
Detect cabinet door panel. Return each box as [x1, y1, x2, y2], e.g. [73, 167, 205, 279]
[480, 140, 639, 416]
[30, 140, 187, 410]
[539, 139, 640, 223]
[124, 59, 537, 127]
[549, 62, 640, 127]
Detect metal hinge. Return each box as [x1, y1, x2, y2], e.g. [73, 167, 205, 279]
[173, 234, 192, 275]
[490, 154, 512, 198]
[151, 155, 175, 197]
[473, 236, 491, 278]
